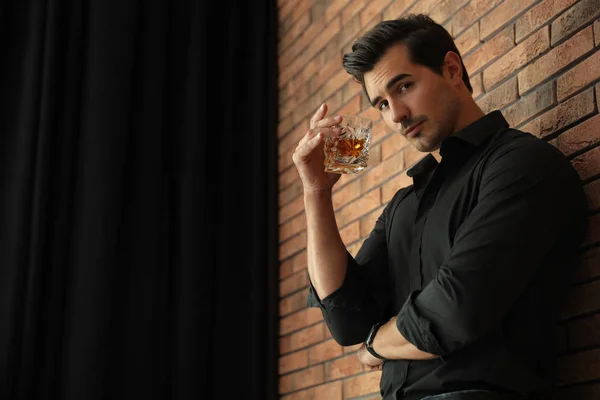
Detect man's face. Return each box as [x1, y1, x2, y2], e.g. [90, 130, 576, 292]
[364, 43, 460, 153]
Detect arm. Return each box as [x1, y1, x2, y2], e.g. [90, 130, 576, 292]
[375, 141, 586, 358]
[294, 104, 391, 346]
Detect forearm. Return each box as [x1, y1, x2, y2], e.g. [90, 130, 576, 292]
[304, 190, 348, 300]
[372, 317, 439, 360]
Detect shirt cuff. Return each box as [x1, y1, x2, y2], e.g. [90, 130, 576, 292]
[396, 291, 447, 357]
[306, 251, 388, 313]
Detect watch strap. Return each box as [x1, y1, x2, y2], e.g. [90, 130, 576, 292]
[365, 322, 387, 360]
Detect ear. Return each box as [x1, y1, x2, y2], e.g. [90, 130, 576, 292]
[443, 51, 464, 88]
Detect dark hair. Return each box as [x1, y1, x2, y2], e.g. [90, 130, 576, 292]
[343, 14, 472, 102]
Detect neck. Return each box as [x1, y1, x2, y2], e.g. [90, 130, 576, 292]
[453, 98, 485, 134]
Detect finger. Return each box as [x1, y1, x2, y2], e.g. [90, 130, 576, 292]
[309, 103, 328, 129]
[313, 115, 343, 129]
[295, 132, 324, 158]
[305, 127, 342, 141]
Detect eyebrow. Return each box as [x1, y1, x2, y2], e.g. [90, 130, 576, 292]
[369, 73, 412, 108]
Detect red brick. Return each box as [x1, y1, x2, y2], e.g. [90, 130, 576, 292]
[310, 57, 344, 96]
[515, 0, 578, 42]
[323, 322, 333, 339]
[585, 179, 600, 212]
[280, 231, 307, 260]
[382, 0, 415, 21]
[554, 114, 600, 157]
[408, 0, 441, 17]
[332, 180, 361, 210]
[335, 188, 381, 228]
[483, 26, 550, 92]
[288, 322, 326, 352]
[463, 26, 514, 76]
[334, 94, 362, 116]
[518, 27, 595, 95]
[480, 0, 536, 40]
[308, 339, 344, 364]
[280, 307, 323, 335]
[347, 240, 364, 257]
[279, 18, 327, 70]
[338, 13, 363, 50]
[382, 172, 413, 203]
[320, 69, 352, 104]
[341, 81, 363, 104]
[455, 23, 480, 56]
[280, 389, 310, 400]
[291, 251, 308, 272]
[325, 354, 363, 380]
[430, 0, 470, 25]
[360, 149, 405, 194]
[280, 289, 309, 317]
[502, 82, 554, 128]
[280, 334, 293, 355]
[280, 270, 308, 298]
[279, 350, 309, 374]
[279, 120, 308, 155]
[560, 278, 600, 320]
[380, 132, 409, 160]
[556, 348, 600, 385]
[451, 0, 503, 37]
[279, 167, 300, 191]
[572, 246, 600, 283]
[279, 179, 303, 207]
[279, 364, 324, 394]
[279, 0, 301, 22]
[288, 0, 314, 28]
[360, 0, 393, 26]
[312, 381, 342, 399]
[343, 371, 383, 398]
[279, 114, 294, 138]
[567, 314, 600, 350]
[551, 0, 600, 46]
[280, 195, 305, 224]
[280, 258, 294, 280]
[341, 0, 369, 25]
[325, 0, 347, 22]
[555, 383, 600, 400]
[340, 221, 361, 245]
[471, 72, 484, 98]
[280, 18, 342, 89]
[280, 212, 306, 242]
[367, 143, 382, 169]
[558, 49, 600, 101]
[280, 13, 311, 54]
[360, 206, 386, 237]
[360, 103, 383, 123]
[571, 145, 600, 182]
[521, 87, 595, 138]
[595, 19, 600, 46]
[476, 77, 518, 114]
[371, 119, 396, 145]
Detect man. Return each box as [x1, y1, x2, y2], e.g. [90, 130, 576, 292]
[291, 14, 588, 400]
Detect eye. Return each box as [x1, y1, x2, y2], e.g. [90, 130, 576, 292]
[399, 82, 413, 93]
[378, 100, 389, 111]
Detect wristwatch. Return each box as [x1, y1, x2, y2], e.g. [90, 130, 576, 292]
[365, 322, 387, 360]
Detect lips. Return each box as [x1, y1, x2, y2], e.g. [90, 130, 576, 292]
[405, 121, 424, 138]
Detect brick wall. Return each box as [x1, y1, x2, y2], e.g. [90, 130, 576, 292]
[276, 1, 600, 398]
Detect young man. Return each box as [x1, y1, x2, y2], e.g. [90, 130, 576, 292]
[292, 14, 588, 400]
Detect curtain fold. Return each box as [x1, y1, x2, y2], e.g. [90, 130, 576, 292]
[0, 1, 279, 399]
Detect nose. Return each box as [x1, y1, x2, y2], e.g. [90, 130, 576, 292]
[390, 99, 409, 125]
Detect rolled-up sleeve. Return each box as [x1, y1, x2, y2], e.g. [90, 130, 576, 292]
[396, 142, 587, 356]
[306, 204, 393, 346]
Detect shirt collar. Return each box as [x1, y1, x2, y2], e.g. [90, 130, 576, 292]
[407, 111, 509, 178]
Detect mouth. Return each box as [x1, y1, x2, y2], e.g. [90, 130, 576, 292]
[404, 121, 424, 138]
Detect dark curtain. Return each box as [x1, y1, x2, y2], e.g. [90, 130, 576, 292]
[0, 1, 279, 399]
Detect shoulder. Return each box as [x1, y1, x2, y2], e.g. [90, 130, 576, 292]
[483, 128, 576, 180]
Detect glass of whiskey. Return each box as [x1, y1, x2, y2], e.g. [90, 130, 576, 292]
[324, 115, 372, 174]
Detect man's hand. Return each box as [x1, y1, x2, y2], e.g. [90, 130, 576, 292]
[292, 103, 343, 194]
[357, 343, 384, 371]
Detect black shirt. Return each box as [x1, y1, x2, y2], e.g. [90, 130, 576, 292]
[307, 111, 588, 400]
